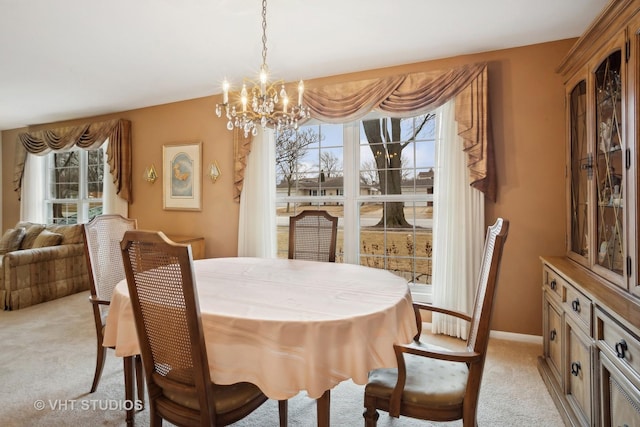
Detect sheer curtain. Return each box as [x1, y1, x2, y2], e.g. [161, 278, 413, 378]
[237, 128, 277, 257]
[101, 141, 128, 217]
[431, 99, 485, 338]
[20, 154, 46, 223]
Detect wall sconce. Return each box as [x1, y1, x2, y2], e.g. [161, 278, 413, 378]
[144, 164, 158, 183]
[207, 161, 221, 183]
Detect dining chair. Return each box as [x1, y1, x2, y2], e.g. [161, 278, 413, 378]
[120, 230, 288, 427]
[363, 218, 509, 427]
[82, 214, 144, 405]
[288, 210, 338, 262]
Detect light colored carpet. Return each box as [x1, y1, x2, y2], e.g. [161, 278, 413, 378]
[0, 291, 564, 426]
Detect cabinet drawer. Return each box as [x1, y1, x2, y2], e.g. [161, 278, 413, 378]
[544, 294, 563, 386]
[566, 318, 594, 426]
[596, 308, 640, 388]
[599, 352, 640, 427]
[564, 285, 592, 332]
[543, 266, 564, 301]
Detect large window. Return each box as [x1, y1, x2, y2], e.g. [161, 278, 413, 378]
[275, 113, 437, 300]
[45, 145, 105, 224]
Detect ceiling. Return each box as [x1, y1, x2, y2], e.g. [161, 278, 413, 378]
[0, 0, 609, 131]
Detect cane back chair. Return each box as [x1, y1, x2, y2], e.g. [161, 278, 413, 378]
[82, 214, 144, 404]
[120, 230, 287, 426]
[288, 210, 338, 262]
[363, 218, 509, 427]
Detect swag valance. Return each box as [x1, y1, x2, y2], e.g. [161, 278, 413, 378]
[234, 62, 495, 202]
[13, 119, 133, 203]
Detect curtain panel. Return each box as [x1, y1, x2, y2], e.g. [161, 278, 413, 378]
[233, 62, 495, 202]
[234, 128, 253, 203]
[13, 119, 133, 203]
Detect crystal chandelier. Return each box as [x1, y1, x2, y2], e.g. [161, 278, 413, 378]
[215, 0, 310, 137]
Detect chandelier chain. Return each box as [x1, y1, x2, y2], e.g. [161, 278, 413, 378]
[261, 0, 268, 70]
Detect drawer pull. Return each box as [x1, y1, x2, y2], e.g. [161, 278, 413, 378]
[570, 362, 581, 376]
[550, 279, 557, 291]
[571, 299, 581, 313]
[550, 329, 557, 341]
[615, 340, 628, 359]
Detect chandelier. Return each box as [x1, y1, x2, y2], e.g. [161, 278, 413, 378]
[215, 0, 310, 137]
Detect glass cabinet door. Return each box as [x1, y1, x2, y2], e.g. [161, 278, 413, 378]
[569, 80, 589, 263]
[594, 50, 624, 279]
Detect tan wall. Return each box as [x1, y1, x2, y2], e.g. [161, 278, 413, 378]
[1, 38, 573, 336]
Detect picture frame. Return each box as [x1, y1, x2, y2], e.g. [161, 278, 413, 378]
[162, 141, 202, 211]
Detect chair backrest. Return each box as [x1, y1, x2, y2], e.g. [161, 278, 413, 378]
[466, 218, 509, 355]
[120, 230, 217, 421]
[288, 210, 338, 262]
[83, 214, 137, 320]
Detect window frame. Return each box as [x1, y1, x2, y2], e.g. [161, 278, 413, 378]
[276, 117, 435, 303]
[44, 145, 105, 224]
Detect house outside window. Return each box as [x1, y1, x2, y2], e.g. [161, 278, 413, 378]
[275, 113, 436, 301]
[44, 146, 105, 224]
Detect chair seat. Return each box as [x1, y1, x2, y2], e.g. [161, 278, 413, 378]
[366, 342, 468, 407]
[163, 378, 266, 413]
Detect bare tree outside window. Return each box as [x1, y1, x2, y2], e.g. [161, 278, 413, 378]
[276, 127, 323, 212]
[319, 152, 342, 178]
[362, 114, 434, 228]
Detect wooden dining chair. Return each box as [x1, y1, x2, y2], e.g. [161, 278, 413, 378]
[363, 218, 509, 427]
[288, 210, 338, 262]
[82, 214, 144, 405]
[120, 230, 288, 427]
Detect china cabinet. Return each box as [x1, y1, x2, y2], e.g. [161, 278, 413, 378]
[538, 1, 640, 426]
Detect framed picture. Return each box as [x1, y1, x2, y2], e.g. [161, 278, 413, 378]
[162, 141, 202, 211]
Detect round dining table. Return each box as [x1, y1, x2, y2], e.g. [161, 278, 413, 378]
[103, 256, 418, 426]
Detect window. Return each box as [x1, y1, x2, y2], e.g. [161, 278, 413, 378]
[275, 113, 437, 301]
[45, 145, 105, 224]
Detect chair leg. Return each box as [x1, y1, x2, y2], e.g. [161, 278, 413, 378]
[363, 406, 379, 427]
[149, 404, 162, 427]
[134, 355, 145, 409]
[123, 356, 135, 427]
[278, 400, 288, 427]
[90, 340, 107, 393]
[363, 394, 379, 427]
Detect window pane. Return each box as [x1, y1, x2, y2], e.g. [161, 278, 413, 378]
[51, 202, 77, 224]
[46, 147, 104, 224]
[276, 124, 344, 197]
[50, 152, 80, 199]
[359, 201, 432, 284]
[87, 149, 104, 198]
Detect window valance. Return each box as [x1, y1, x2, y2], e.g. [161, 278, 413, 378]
[304, 62, 494, 200]
[13, 119, 133, 203]
[234, 62, 494, 201]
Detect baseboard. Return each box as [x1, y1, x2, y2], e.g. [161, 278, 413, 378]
[422, 322, 542, 345]
[489, 329, 542, 344]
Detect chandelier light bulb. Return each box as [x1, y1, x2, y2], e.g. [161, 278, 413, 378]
[298, 80, 304, 106]
[222, 80, 230, 104]
[241, 84, 248, 112]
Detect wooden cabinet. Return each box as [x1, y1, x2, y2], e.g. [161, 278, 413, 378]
[165, 235, 205, 260]
[540, 263, 597, 426]
[539, 257, 640, 426]
[540, 2, 640, 425]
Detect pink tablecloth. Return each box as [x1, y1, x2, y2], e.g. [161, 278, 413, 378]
[103, 257, 417, 400]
